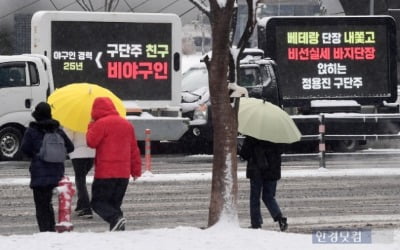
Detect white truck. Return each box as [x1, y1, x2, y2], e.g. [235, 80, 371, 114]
[0, 11, 188, 160]
[0, 54, 53, 160]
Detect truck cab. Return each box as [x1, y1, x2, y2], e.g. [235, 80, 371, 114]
[239, 56, 280, 105]
[179, 53, 279, 153]
[0, 54, 53, 160]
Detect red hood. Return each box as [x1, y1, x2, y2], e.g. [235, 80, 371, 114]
[91, 97, 119, 121]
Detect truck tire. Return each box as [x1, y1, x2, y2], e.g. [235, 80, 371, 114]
[0, 127, 23, 161]
[330, 140, 358, 152]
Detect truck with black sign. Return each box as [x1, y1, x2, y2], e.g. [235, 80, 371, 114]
[257, 15, 400, 151]
[0, 11, 188, 160]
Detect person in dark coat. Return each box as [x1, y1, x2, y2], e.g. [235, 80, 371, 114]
[21, 102, 74, 232]
[239, 135, 288, 231]
[86, 97, 142, 232]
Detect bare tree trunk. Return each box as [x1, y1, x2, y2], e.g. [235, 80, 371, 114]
[207, 0, 238, 227]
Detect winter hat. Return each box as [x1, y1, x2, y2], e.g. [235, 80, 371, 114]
[32, 102, 52, 121]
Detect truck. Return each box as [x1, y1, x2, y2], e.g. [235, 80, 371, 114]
[257, 15, 400, 151]
[0, 54, 54, 160]
[0, 11, 188, 160]
[180, 49, 279, 153]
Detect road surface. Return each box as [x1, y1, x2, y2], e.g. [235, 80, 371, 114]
[0, 150, 399, 235]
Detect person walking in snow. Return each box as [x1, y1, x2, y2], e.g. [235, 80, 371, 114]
[64, 129, 95, 218]
[21, 102, 74, 232]
[239, 135, 288, 231]
[86, 97, 142, 231]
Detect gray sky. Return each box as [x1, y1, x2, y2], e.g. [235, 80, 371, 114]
[0, 0, 345, 30]
[0, 0, 201, 29]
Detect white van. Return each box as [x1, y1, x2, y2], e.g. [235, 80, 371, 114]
[0, 54, 53, 160]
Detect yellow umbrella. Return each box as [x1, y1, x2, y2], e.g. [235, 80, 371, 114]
[238, 97, 302, 144]
[48, 83, 126, 133]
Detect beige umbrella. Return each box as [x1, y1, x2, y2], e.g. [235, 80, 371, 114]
[238, 97, 302, 143]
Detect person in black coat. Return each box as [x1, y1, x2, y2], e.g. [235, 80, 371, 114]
[21, 102, 74, 232]
[239, 135, 288, 231]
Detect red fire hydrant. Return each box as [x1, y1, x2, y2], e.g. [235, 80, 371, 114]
[55, 176, 76, 233]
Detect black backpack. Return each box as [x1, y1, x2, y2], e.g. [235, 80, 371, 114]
[38, 131, 67, 163]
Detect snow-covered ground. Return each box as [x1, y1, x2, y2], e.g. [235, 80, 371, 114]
[0, 221, 398, 250]
[0, 167, 399, 250]
[2, 167, 400, 185]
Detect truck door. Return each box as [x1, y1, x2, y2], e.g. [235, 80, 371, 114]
[240, 67, 262, 97]
[0, 62, 33, 117]
[27, 61, 49, 108]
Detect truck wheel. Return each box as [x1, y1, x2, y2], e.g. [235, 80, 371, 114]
[331, 140, 358, 152]
[0, 127, 23, 161]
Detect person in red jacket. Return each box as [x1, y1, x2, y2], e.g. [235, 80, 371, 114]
[86, 97, 142, 231]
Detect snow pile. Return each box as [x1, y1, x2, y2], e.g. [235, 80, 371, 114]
[2, 167, 400, 185]
[0, 225, 398, 250]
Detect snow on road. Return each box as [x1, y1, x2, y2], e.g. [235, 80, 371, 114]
[1, 167, 400, 185]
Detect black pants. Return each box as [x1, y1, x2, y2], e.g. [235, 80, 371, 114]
[32, 186, 56, 232]
[91, 178, 129, 225]
[249, 178, 282, 227]
[71, 158, 94, 211]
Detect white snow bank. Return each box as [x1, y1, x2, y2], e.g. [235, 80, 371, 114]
[2, 167, 400, 186]
[0, 225, 398, 250]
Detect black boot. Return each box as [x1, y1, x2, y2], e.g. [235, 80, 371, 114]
[278, 217, 288, 232]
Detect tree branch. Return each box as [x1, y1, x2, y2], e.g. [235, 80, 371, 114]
[87, 0, 94, 11]
[104, 0, 109, 11]
[229, 3, 238, 47]
[123, 0, 134, 12]
[76, 0, 93, 11]
[49, 0, 59, 10]
[112, 0, 120, 11]
[188, 0, 211, 19]
[237, 0, 256, 51]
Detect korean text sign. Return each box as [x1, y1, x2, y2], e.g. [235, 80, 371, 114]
[261, 16, 397, 106]
[51, 21, 172, 101]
